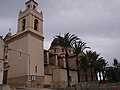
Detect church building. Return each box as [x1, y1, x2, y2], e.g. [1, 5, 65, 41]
[3, 0, 95, 88]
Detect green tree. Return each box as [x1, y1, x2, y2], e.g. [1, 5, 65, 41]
[79, 53, 89, 82]
[113, 58, 119, 68]
[106, 59, 120, 83]
[55, 32, 79, 87]
[72, 40, 90, 83]
[86, 51, 99, 81]
[99, 58, 107, 81]
[85, 51, 107, 81]
[95, 57, 107, 81]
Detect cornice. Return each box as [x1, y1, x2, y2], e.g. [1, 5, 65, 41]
[6, 30, 44, 44]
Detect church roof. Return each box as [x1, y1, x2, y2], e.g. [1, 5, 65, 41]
[51, 38, 59, 47]
[50, 38, 61, 50]
[4, 32, 12, 41]
[25, 0, 38, 5]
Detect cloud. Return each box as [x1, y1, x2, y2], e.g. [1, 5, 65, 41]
[0, 0, 120, 65]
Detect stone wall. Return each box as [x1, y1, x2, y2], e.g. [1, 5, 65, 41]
[76, 82, 120, 90]
[0, 85, 11, 90]
[8, 75, 44, 88]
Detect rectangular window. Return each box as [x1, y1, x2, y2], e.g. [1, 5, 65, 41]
[35, 66, 37, 73]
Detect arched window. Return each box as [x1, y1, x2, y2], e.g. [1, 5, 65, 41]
[34, 19, 38, 31]
[33, 5, 36, 10]
[27, 4, 30, 9]
[22, 19, 26, 31]
[35, 66, 37, 73]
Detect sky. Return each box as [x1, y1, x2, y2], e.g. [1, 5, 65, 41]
[0, 0, 120, 65]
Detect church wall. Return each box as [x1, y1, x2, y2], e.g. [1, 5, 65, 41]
[0, 38, 4, 60]
[18, 11, 43, 37]
[28, 34, 44, 76]
[69, 56, 76, 70]
[0, 38, 4, 84]
[52, 69, 78, 87]
[52, 68, 61, 87]
[70, 70, 77, 86]
[8, 35, 28, 78]
[6, 0, 45, 88]
[44, 75, 52, 87]
[59, 69, 67, 87]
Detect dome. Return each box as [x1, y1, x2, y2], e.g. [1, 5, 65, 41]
[51, 38, 59, 47]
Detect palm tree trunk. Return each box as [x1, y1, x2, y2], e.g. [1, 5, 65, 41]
[77, 69, 80, 83]
[95, 71, 98, 81]
[76, 58, 80, 83]
[85, 71, 88, 82]
[65, 53, 71, 87]
[90, 65, 94, 81]
[99, 72, 102, 81]
[102, 70, 105, 82]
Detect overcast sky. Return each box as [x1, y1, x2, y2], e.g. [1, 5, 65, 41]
[0, 0, 120, 65]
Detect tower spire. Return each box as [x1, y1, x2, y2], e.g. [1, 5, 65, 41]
[17, 0, 43, 35]
[25, 0, 38, 10]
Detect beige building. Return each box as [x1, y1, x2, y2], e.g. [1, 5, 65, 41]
[5, 0, 44, 87]
[3, 0, 96, 88]
[0, 36, 4, 84]
[0, 36, 4, 61]
[0, 36, 9, 84]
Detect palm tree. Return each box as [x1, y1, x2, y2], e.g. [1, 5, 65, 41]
[86, 51, 95, 81]
[79, 53, 89, 82]
[99, 58, 107, 81]
[86, 51, 99, 81]
[95, 57, 107, 81]
[113, 58, 119, 68]
[55, 32, 79, 87]
[91, 51, 100, 81]
[72, 40, 90, 83]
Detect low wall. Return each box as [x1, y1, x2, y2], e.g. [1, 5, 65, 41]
[76, 82, 120, 90]
[99, 83, 120, 90]
[0, 85, 11, 90]
[1, 82, 120, 90]
[76, 82, 99, 90]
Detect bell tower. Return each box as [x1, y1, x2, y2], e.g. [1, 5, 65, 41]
[6, 0, 44, 87]
[17, 0, 43, 36]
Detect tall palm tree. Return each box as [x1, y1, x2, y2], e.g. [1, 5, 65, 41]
[79, 53, 89, 82]
[72, 40, 90, 83]
[95, 57, 103, 81]
[86, 51, 100, 81]
[113, 58, 119, 68]
[55, 32, 79, 87]
[91, 51, 100, 81]
[100, 58, 107, 81]
[95, 57, 107, 81]
[86, 51, 94, 81]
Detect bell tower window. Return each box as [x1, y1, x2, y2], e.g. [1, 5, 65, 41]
[34, 19, 38, 31]
[22, 19, 26, 31]
[27, 4, 30, 9]
[33, 5, 36, 10]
